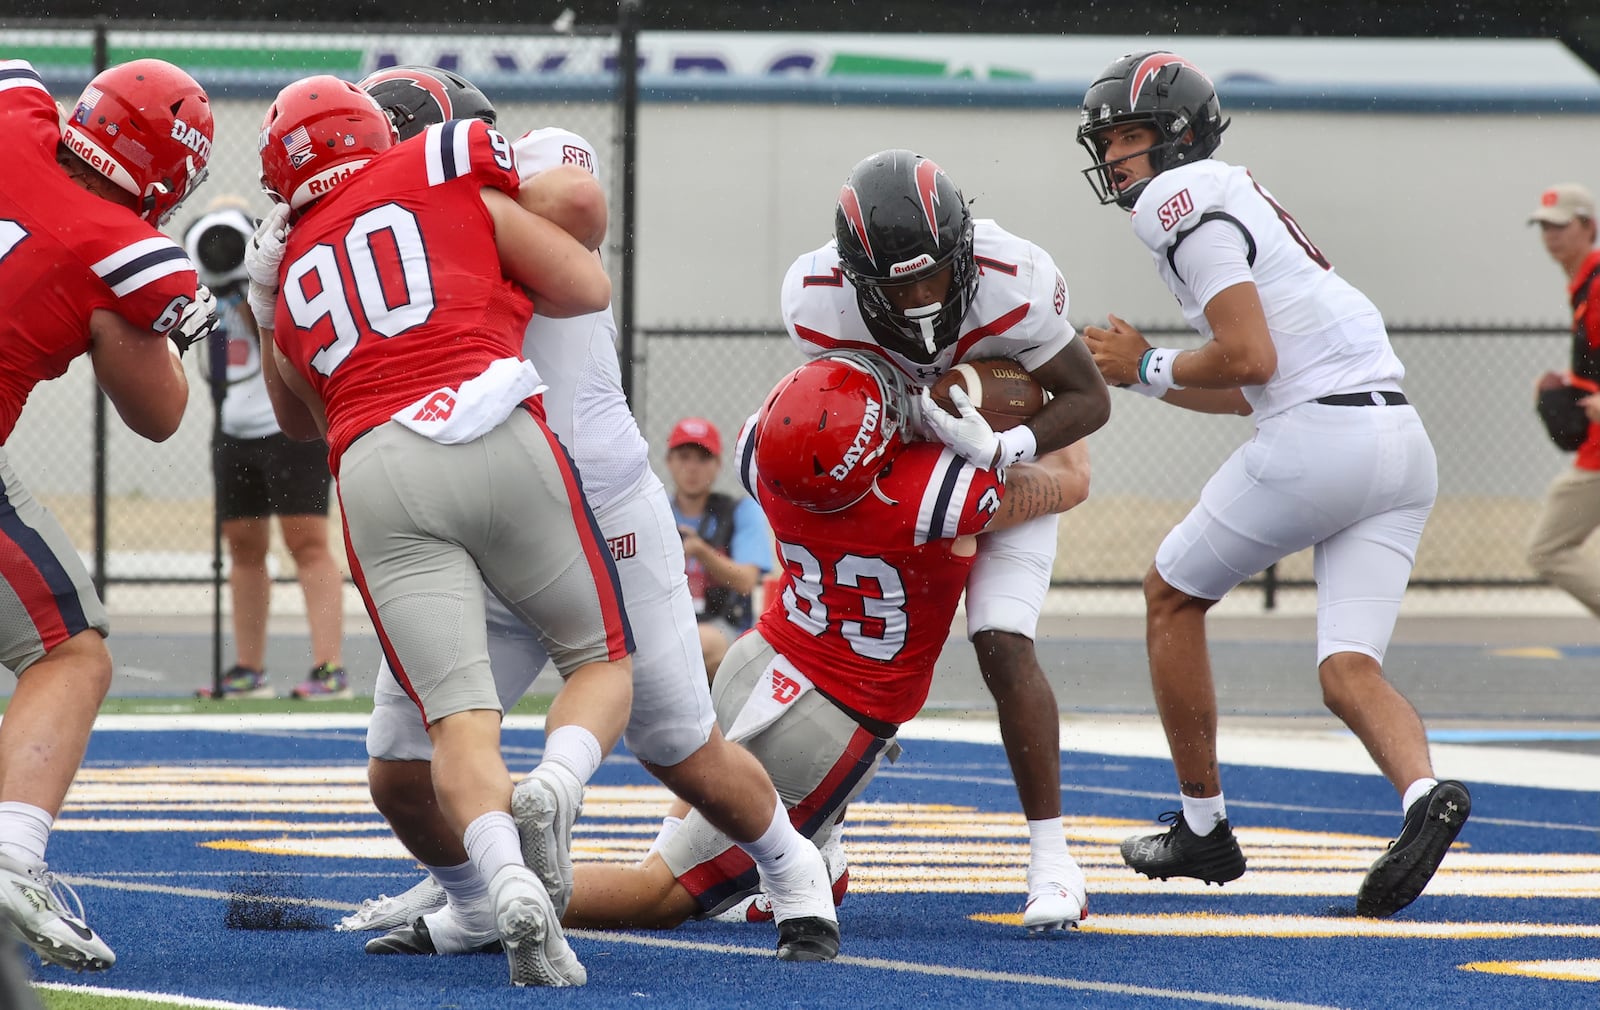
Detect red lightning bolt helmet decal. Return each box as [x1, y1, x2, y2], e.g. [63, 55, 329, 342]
[363, 67, 454, 119]
[1129, 53, 1210, 110]
[915, 158, 943, 240]
[838, 183, 874, 266]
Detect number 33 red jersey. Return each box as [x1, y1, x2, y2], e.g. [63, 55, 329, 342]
[271, 118, 533, 465]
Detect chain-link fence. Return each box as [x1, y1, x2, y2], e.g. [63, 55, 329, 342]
[8, 20, 628, 616]
[4, 17, 1587, 629]
[636, 324, 1577, 592]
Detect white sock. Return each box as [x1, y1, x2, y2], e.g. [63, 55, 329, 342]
[424, 859, 491, 928]
[1027, 816, 1069, 865]
[646, 815, 683, 858]
[1402, 777, 1438, 815]
[0, 802, 52, 864]
[739, 795, 804, 871]
[540, 725, 604, 786]
[462, 811, 524, 886]
[1181, 793, 1228, 837]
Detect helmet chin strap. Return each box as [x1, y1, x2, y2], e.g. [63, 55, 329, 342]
[904, 302, 943, 356]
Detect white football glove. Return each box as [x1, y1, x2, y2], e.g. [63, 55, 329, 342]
[170, 282, 219, 355]
[244, 203, 291, 289]
[919, 387, 1003, 470]
[244, 204, 292, 331]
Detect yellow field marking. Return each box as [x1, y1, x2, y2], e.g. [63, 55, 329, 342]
[971, 911, 1600, 940]
[1488, 646, 1565, 659]
[1460, 959, 1600, 982]
[33, 984, 302, 1010]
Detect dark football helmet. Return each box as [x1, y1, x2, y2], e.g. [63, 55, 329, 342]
[754, 352, 914, 514]
[358, 65, 496, 142]
[834, 149, 977, 362]
[1076, 51, 1229, 210]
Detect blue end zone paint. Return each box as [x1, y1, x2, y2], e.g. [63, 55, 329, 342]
[1429, 729, 1600, 743]
[28, 726, 1596, 1009]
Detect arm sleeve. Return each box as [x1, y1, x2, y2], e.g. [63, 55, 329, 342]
[729, 497, 774, 572]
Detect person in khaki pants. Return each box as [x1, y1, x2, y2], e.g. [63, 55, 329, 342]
[1528, 182, 1600, 614]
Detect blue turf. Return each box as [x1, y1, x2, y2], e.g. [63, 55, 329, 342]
[22, 726, 1594, 1009]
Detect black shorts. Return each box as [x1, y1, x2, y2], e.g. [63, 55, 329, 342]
[214, 432, 332, 521]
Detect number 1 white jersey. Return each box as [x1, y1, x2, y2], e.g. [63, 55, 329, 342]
[781, 219, 1076, 385]
[1131, 159, 1406, 421]
[512, 127, 648, 512]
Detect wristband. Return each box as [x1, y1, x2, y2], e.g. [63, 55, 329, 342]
[1138, 346, 1185, 395]
[993, 424, 1038, 469]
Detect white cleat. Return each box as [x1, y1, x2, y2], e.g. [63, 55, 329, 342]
[1022, 861, 1089, 933]
[712, 833, 849, 924]
[511, 765, 582, 917]
[335, 877, 447, 932]
[491, 865, 585, 987]
[0, 853, 115, 972]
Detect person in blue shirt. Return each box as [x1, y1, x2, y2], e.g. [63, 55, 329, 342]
[665, 417, 773, 681]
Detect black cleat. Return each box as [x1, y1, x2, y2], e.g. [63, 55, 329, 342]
[1356, 780, 1471, 918]
[1121, 811, 1247, 885]
[775, 915, 840, 962]
[364, 916, 502, 956]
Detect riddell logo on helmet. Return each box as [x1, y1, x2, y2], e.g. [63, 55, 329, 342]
[890, 254, 935, 277]
[303, 162, 368, 201]
[829, 396, 881, 481]
[62, 130, 120, 179]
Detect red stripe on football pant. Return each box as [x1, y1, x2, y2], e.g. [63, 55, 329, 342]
[0, 532, 69, 650]
[336, 484, 429, 726]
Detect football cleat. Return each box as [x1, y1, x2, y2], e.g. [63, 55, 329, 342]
[712, 833, 849, 924]
[364, 909, 502, 956]
[0, 853, 115, 972]
[759, 838, 839, 962]
[1356, 780, 1471, 918]
[1022, 858, 1089, 933]
[336, 877, 447, 932]
[491, 865, 585, 987]
[1121, 811, 1247, 885]
[511, 765, 582, 917]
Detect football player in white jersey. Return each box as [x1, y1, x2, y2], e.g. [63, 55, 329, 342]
[1076, 51, 1469, 918]
[339, 67, 839, 968]
[781, 149, 1111, 930]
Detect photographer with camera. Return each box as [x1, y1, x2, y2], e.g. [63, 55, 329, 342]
[186, 199, 347, 700]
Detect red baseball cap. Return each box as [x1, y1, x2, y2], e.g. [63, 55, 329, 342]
[667, 417, 722, 456]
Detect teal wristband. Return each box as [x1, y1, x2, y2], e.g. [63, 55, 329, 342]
[1138, 348, 1156, 385]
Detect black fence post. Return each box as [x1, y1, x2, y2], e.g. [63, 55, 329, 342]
[617, 0, 641, 407]
[1262, 562, 1278, 611]
[90, 22, 110, 604]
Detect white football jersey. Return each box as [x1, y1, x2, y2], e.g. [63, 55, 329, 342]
[1131, 159, 1405, 420]
[512, 128, 648, 512]
[781, 219, 1075, 385]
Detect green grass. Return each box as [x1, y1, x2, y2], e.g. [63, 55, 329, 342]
[0, 695, 555, 717]
[37, 988, 188, 1010]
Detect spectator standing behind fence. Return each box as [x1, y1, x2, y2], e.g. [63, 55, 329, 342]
[665, 418, 773, 681]
[0, 57, 215, 973]
[1526, 184, 1600, 618]
[183, 203, 347, 701]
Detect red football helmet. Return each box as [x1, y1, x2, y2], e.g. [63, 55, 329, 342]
[754, 352, 912, 513]
[259, 75, 397, 212]
[60, 59, 213, 226]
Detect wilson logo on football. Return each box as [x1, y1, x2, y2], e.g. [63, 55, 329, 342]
[1158, 188, 1194, 231]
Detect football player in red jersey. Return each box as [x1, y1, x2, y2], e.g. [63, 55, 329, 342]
[782, 149, 1110, 930]
[250, 75, 626, 988]
[543, 353, 1091, 934]
[0, 58, 215, 973]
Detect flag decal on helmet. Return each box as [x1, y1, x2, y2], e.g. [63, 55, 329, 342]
[282, 126, 314, 168]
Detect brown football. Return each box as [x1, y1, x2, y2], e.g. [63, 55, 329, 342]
[928, 358, 1047, 431]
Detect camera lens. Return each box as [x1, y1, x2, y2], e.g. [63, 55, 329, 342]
[195, 224, 247, 276]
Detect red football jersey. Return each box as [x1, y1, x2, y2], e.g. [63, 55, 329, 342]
[0, 61, 199, 442]
[737, 433, 1005, 725]
[271, 118, 533, 465]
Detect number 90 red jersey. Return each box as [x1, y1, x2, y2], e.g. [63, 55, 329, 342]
[271, 118, 532, 466]
[735, 425, 1006, 727]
